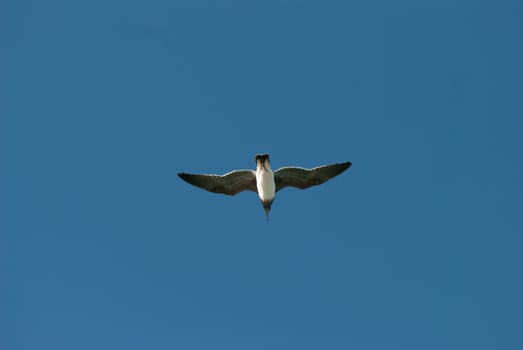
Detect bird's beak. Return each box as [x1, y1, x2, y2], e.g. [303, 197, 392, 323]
[264, 206, 270, 222]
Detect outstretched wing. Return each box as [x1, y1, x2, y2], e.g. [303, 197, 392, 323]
[178, 170, 257, 195]
[274, 161, 351, 192]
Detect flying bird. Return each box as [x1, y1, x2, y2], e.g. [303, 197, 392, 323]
[178, 154, 352, 221]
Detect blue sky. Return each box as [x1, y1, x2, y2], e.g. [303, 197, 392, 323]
[1, 0, 522, 349]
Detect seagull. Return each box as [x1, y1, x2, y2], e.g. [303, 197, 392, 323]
[178, 154, 352, 221]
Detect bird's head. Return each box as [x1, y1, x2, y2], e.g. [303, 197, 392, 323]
[255, 153, 271, 171]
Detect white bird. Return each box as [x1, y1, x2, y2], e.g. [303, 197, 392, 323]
[178, 154, 352, 221]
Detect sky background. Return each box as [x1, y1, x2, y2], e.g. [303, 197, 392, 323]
[1, 0, 522, 349]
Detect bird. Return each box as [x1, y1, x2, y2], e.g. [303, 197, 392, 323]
[178, 154, 352, 221]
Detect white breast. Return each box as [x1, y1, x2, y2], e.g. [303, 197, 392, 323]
[256, 166, 275, 201]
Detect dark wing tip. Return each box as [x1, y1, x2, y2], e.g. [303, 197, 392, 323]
[177, 172, 193, 182]
[334, 161, 352, 174]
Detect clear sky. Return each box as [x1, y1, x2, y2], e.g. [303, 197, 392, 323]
[1, 1, 522, 349]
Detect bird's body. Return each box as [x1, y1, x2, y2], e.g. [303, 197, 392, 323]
[255, 155, 275, 201]
[178, 154, 351, 221]
[255, 155, 276, 219]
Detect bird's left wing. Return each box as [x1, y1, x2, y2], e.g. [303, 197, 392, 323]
[274, 161, 351, 192]
[178, 170, 257, 195]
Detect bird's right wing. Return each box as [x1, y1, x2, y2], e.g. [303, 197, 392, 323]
[274, 161, 351, 192]
[178, 170, 257, 195]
